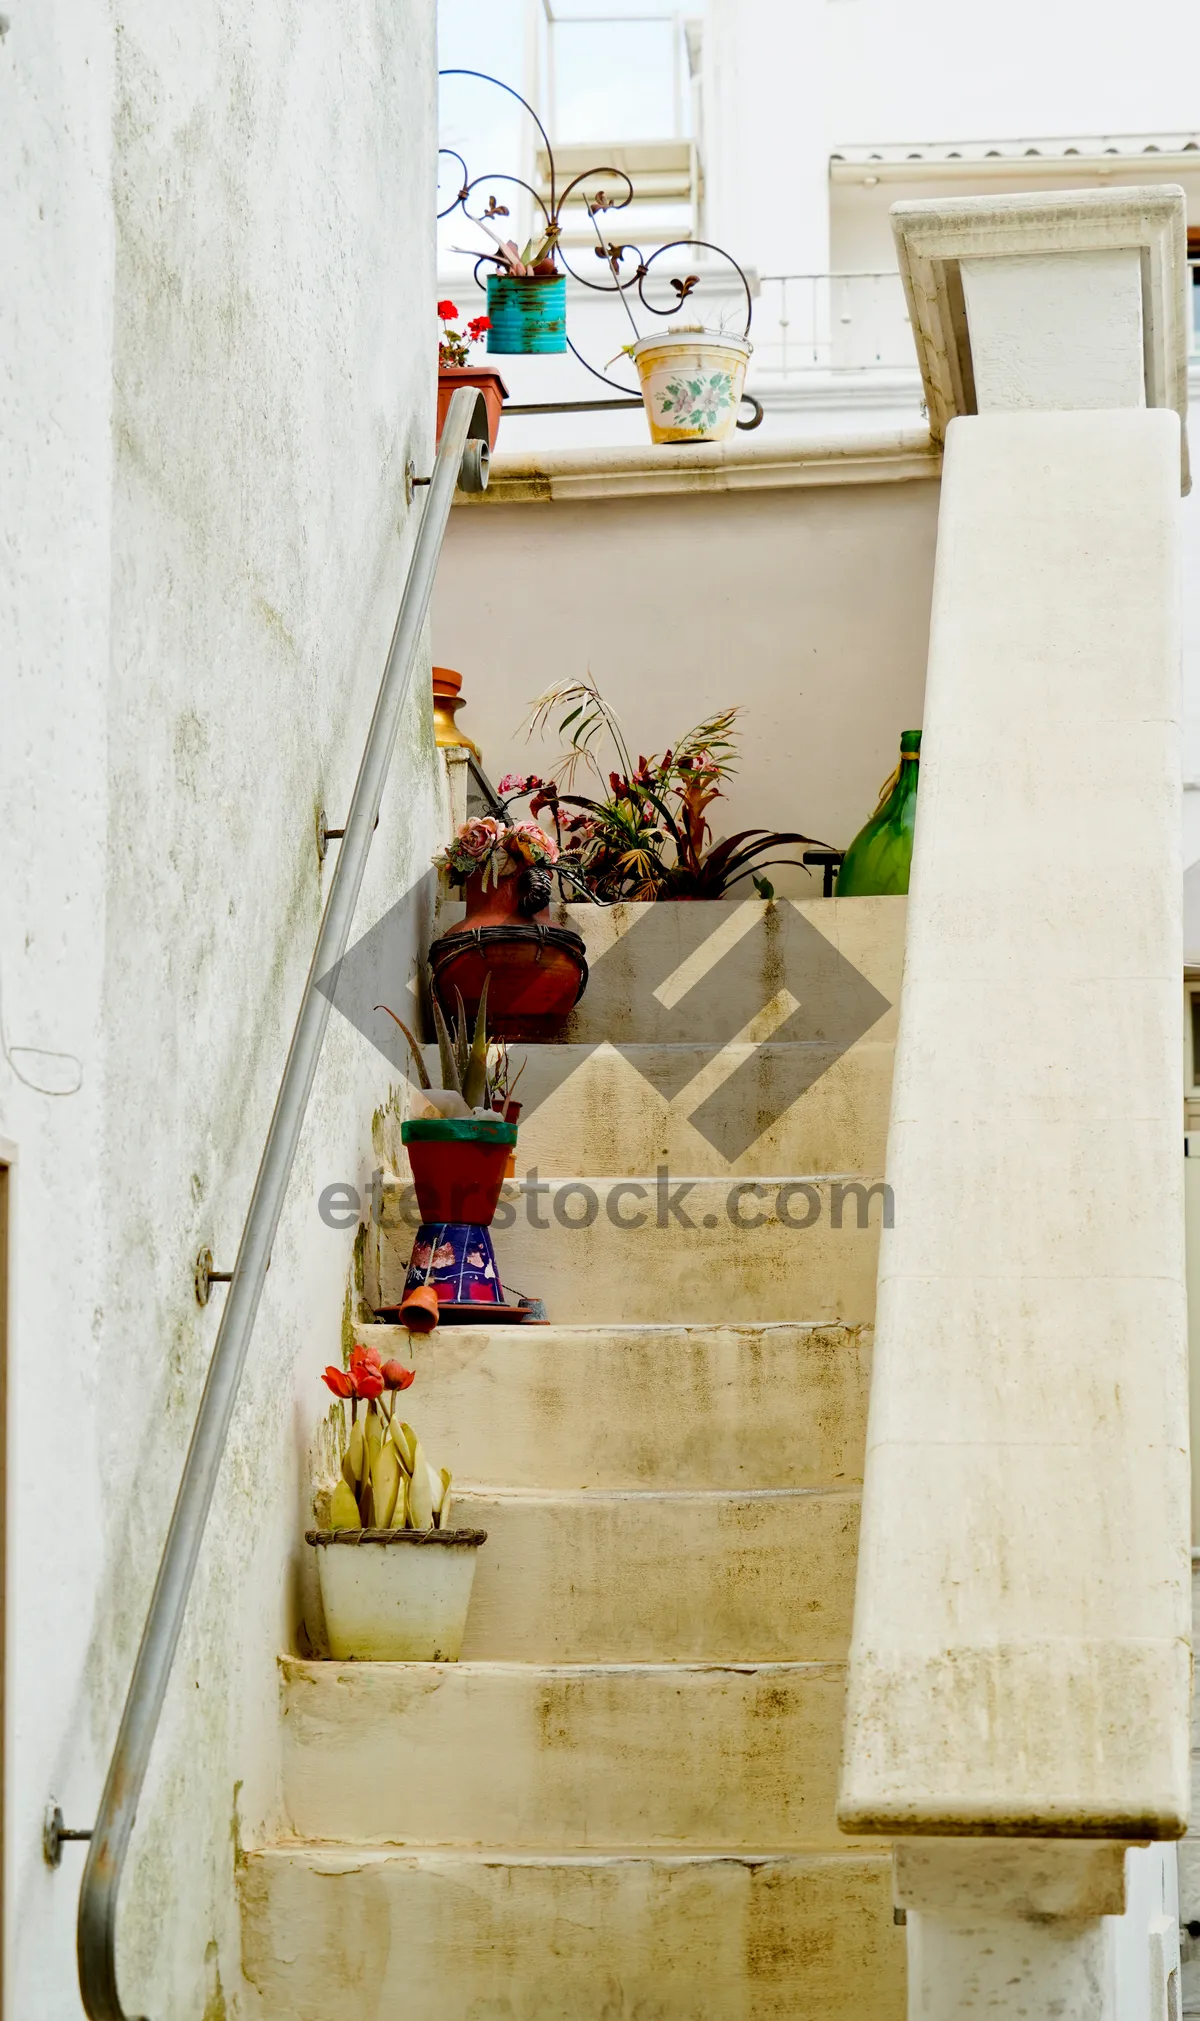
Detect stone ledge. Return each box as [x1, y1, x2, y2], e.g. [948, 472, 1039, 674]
[457, 428, 941, 504]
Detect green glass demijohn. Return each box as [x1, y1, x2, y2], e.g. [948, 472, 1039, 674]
[835, 730, 921, 896]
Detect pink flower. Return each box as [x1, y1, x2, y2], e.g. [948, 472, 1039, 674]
[457, 816, 505, 859]
[504, 820, 559, 866]
[498, 772, 540, 796]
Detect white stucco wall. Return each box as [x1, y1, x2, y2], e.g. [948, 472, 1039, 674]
[434, 460, 939, 891]
[702, 0, 1200, 279]
[2, 2, 441, 2014]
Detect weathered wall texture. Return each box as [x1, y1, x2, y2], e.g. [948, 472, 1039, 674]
[434, 474, 938, 891]
[2, 1, 440, 2013]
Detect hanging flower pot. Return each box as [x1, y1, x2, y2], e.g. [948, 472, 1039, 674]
[486, 273, 568, 354]
[631, 325, 752, 444]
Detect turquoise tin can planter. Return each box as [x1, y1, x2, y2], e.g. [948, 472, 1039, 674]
[486, 274, 567, 354]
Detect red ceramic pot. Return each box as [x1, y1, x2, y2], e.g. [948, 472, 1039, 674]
[401, 1116, 517, 1226]
[430, 872, 588, 1042]
[436, 366, 508, 451]
[462, 868, 534, 925]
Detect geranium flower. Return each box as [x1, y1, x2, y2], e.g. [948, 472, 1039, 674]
[438, 299, 459, 321]
[467, 315, 492, 338]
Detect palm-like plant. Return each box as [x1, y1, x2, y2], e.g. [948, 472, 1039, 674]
[514, 678, 827, 901]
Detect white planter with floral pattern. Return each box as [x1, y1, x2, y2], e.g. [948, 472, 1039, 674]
[631, 326, 752, 444]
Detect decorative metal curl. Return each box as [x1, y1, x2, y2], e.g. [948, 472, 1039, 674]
[436, 147, 471, 221]
[628, 241, 752, 336]
[438, 66, 756, 415]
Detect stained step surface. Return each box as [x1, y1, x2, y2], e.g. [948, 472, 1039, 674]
[239, 1843, 906, 2021]
[451, 1485, 859, 1662]
[410, 1038, 896, 1176]
[357, 1321, 872, 1490]
[370, 1172, 888, 1322]
[280, 1655, 859, 1849]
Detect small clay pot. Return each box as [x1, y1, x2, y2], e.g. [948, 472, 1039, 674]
[398, 1284, 441, 1332]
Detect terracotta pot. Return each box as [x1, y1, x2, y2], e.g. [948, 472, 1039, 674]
[432, 875, 587, 1041]
[463, 867, 536, 925]
[401, 1116, 516, 1226]
[431, 666, 479, 755]
[436, 365, 508, 451]
[397, 1284, 441, 1332]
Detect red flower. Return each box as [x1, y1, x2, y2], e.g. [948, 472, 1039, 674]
[345, 1342, 383, 1398]
[467, 315, 492, 337]
[437, 299, 459, 321]
[321, 1366, 354, 1398]
[381, 1360, 416, 1391]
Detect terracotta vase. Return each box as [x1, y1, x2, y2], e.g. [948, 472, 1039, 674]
[430, 870, 588, 1041]
[436, 365, 508, 451]
[431, 666, 479, 755]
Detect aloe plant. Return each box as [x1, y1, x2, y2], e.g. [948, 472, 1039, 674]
[376, 975, 504, 1117]
[322, 1343, 455, 1533]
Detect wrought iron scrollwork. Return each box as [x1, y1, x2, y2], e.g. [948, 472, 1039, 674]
[438, 67, 758, 423]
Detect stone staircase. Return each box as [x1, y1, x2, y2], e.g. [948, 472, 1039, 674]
[239, 896, 908, 2018]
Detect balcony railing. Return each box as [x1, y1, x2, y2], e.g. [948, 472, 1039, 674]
[752, 271, 917, 381]
[751, 262, 1200, 383]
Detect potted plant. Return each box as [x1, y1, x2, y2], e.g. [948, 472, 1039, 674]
[376, 983, 520, 1330]
[629, 322, 753, 446]
[509, 678, 828, 901]
[427, 813, 588, 1039]
[379, 979, 517, 1217]
[437, 299, 507, 449]
[477, 223, 567, 355]
[308, 1342, 487, 1661]
[440, 72, 761, 429]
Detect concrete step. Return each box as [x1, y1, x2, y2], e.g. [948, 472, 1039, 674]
[368, 1172, 887, 1323]
[280, 1656, 855, 1850]
[357, 1321, 871, 1490]
[450, 1486, 859, 1662]
[239, 1842, 906, 2021]
[434, 894, 906, 1051]
[409, 1037, 895, 1176]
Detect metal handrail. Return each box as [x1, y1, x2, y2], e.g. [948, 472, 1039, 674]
[76, 387, 490, 2021]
